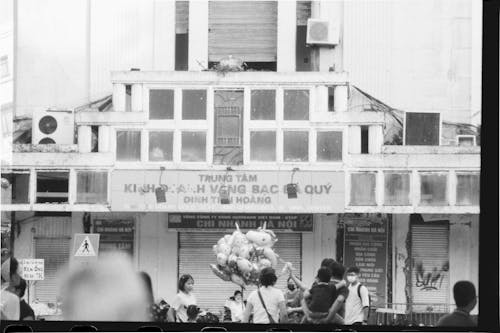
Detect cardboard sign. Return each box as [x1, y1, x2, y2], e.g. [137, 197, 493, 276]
[20, 259, 44, 281]
[72, 234, 100, 268]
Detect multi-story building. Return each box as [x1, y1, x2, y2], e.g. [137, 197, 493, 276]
[1, 0, 480, 323]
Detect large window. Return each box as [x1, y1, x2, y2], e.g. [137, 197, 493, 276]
[284, 90, 309, 120]
[384, 172, 411, 205]
[76, 171, 108, 204]
[420, 173, 448, 206]
[350, 172, 377, 206]
[283, 131, 308, 162]
[317, 131, 342, 161]
[1, 172, 30, 204]
[251, 90, 275, 120]
[250, 131, 276, 161]
[182, 132, 206, 162]
[456, 173, 479, 206]
[149, 132, 174, 161]
[149, 90, 174, 119]
[36, 171, 69, 204]
[182, 90, 207, 120]
[116, 131, 141, 161]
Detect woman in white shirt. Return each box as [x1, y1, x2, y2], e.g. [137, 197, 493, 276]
[241, 268, 288, 324]
[167, 274, 197, 323]
[224, 290, 246, 322]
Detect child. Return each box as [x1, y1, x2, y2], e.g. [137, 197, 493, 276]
[288, 266, 346, 324]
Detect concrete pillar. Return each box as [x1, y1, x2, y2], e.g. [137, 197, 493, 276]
[393, 214, 410, 309]
[113, 84, 126, 112]
[368, 125, 383, 154]
[277, 0, 296, 72]
[98, 126, 111, 152]
[316, 86, 328, 114]
[153, 0, 176, 70]
[349, 125, 361, 154]
[188, 0, 209, 71]
[131, 84, 143, 112]
[78, 125, 92, 153]
[334, 85, 348, 112]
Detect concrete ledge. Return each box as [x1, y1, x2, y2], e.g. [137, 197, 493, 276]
[383, 145, 481, 154]
[345, 206, 479, 214]
[347, 153, 480, 169]
[75, 111, 146, 125]
[12, 152, 115, 167]
[311, 111, 386, 124]
[111, 70, 349, 85]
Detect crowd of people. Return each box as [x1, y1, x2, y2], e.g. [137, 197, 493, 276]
[0, 248, 477, 327]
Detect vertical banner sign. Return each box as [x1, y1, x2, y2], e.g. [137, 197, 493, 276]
[20, 259, 44, 281]
[72, 234, 100, 268]
[343, 216, 389, 307]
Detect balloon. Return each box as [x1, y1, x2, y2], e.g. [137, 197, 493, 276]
[231, 246, 241, 255]
[245, 230, 274, 247]
[237, 258, 253, 273]
[224, 235, 234, 246]
[238, 244, 251, 259]
[263, 247, 278, 267]
[258, 258, 272, 268]
[217, 253, 228, 266]
[212, 245, 219, 255]
[218, 243, 231, 256]
[230, 274, 246, 288]
[217, 238, 227, 246]
[228, 254, 238, 265]
[210, 264, 231, 282]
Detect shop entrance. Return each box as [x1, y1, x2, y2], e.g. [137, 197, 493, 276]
[178, 232, 302, 314]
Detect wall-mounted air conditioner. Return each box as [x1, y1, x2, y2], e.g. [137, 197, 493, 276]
[32, 109, 75, 144]
[306, 19, 339, 45]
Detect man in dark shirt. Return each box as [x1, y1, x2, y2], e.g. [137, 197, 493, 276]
[13, 278, 35, 320]
[437, 281, 477, 327]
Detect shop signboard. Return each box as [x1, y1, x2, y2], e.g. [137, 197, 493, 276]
[342, 215, 389, 308]
[168, 213, 313, 232]
[111, 170, 344, 213]
[20, 259, 44, 281]
[93, 219, 134, 256]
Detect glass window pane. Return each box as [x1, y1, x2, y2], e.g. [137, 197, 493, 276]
[284, 131, 308, 162]
[182, 132, 206, 162]
[76, 171, 108, 204]
[350, 173, 377, 205]
[1, 173, 30, 204]
[384, 172, 411, 205]
[420, 173, 448, 205]
[284, 90, 309, 120]
[251, 90, 276, 120]
[217, 117, 239, 139]
[182, 90, 207, 120]
[456, 173, 479, 205]
[250, 131, 276, 161]
[116, 131, 141, 161]
[149, 132, 174, 161]
[149, 90, 174, 119]
[317, 131, 342, 161]
[36, 172, 69, 203]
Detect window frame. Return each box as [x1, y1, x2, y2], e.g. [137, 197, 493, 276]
[180, 130, 209, 163]
[418, 171, 449, 206]
[248, 130, 278, 163]
[147, 88, 175, 120]
[313, 127, 346, 164]
[455, 171, 480, 206]
[349, 171, 378, 206]
[281, 128, 311, 164]
[147, 130, 175, 163]
[74, 169, 110, 205]
[115, 128, 143, 163]
[383, 171, 412, 206]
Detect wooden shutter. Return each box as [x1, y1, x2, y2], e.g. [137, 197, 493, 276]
[179, 232, 301, 314]
[411, 222, 450, 310]
[34, 237, 70, 303]
[208, 1, 277, 62]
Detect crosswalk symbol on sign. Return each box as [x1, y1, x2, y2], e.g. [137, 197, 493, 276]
[74, 236, 97, 257]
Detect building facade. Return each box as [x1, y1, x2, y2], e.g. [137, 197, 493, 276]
[2, 0, 480, 323]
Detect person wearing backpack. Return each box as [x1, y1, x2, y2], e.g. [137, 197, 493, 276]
[344, 266, 370, 325]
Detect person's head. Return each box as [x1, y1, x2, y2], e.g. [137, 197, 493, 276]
[287, 277, 296, 291]
[2, 257, 21, 287]
[259, 267, 277, 287]
[14, 278, 27, 298]
[186, 304, 200, 321]
[178, 274, 194, 293]
[233, 290, 242, 302]
[329, 261, 346, 280]
[453, 281, 477, 311]
[320, 258, 336, 271]
[346, 266, 360, 284]
[139, 271, 154, 305]
[316, 267, 332, 283]
[59, 252, 149, 321]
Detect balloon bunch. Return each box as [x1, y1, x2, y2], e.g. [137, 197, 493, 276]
[210, 222, 279, 288]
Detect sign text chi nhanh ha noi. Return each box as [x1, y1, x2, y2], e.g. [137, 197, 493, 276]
[111, 170, 345, 212]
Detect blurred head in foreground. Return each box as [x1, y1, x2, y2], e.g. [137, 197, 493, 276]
[59, 252, 149, 321]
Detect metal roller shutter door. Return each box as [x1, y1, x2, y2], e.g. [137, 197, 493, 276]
[410, 223, 450, 308]
[208, 1, 277, 62]
[34, 237, 70, 303]
[179, 232, 301, 314]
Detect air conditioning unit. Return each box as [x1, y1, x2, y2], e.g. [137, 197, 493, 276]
[306, 19, 339, 45]
[32, 109, 75, 144]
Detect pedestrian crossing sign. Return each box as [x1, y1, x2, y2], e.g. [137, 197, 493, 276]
[75, 235, 97, 256]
